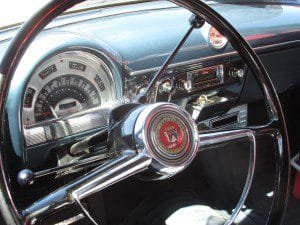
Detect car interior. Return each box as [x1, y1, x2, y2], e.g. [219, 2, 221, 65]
[0, 0, 299, 225]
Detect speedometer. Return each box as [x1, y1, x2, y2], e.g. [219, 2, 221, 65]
[22, 50, 119, 146]
[34, 74, 101, 122]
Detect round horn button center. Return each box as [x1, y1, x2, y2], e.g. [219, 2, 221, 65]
[134, 103, 199, 175]
[156, 116, 188, 156]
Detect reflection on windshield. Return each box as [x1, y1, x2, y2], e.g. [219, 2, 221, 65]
[0, 0, 299, 29]
[0, 0, 145, 29]
[207, 0, 300, 4]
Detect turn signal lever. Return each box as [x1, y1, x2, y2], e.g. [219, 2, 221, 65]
[17, 153, 110, 186]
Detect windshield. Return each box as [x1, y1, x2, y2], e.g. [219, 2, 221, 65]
[0, 0, 143, 29]
[208, 0, 299, 3]
[0, 0, 299, 29]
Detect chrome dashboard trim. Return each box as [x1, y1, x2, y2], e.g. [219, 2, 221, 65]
[24, 108, 110, 146]
[129, 40, 300, 76]
[199, 104, 248, 129]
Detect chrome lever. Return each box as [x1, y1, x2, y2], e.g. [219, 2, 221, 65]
[17, 152, 110, 186]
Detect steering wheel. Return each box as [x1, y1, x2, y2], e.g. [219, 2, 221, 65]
[0, 0, 290, 225]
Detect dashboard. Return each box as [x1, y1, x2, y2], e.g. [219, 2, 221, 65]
[18, 47, 246, 169]
[1, 1, 300, 172]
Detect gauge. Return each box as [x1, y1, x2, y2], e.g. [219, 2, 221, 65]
[34, 74, 101, 122]
[22, 50, 119, 146]
[208, 27, 228, 49]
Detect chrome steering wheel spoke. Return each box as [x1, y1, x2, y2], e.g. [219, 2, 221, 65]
[198, 124, 278, 151]
[198, 128, 257, 225]
[197, 123, 282, 225]
[22, 150, 152, 222]
[199, 128, 256, 151]
[21, 102, 200, 224]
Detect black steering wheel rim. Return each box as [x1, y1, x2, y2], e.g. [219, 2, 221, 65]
[0, 0, 290, 225]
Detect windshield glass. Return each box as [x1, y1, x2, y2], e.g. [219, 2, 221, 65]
[208, 0, 299, 3]
[0, 0, 143, 29]
[0, 0, 299, 29]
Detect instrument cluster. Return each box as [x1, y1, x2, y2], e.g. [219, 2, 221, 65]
[22, 50, 118, 147]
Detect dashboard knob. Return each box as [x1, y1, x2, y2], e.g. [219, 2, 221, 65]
[230, 68, 244, 79]
[183, 80, 192, 92]
[17, 169, 34, 186]
[159, 80, 173, 93]
[136, 84, 148, 95]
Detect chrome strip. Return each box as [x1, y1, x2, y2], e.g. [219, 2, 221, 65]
[198, 104, 247, 129]
[34, 152, 109, 178]
[0, 73, 4, 87]
[208, 112, 239, 129]
[130, 40, 300, 76]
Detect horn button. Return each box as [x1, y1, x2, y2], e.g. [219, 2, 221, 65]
[133, 103, 199, 178]
[149, 113, 191, 160]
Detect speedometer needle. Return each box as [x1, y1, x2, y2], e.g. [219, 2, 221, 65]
[49, 105, 58, 119]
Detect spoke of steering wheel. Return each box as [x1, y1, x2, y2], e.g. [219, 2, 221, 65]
[197, 125, 282, 225]
[198, 124, 278, 151]
[22, 150, 152, 223]
[197, 125, 278, 225]
[198, 128, 256, 225]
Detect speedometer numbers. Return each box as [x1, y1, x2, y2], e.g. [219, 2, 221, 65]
[39, 64, 57, 79]
[24, 87, 36, 108]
